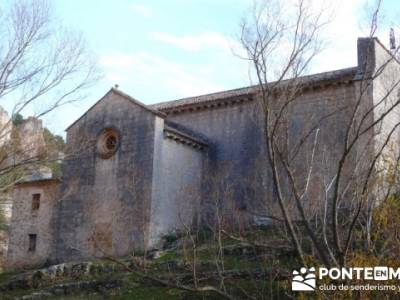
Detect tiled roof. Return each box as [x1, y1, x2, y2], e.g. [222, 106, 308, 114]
[150, 67, 358, 112]
[164, 121, 209, 147]
[66, 67, 358, 131]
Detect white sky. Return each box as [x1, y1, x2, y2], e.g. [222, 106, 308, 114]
[12, 0, 399, 136]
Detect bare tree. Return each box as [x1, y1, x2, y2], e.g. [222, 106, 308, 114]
[239, 0, 400, 269]
[98, 1, 400, 297]
[0, 0, 99, 267]
[0, 0, 98, 182]
[35, 0, 400, 297]
[239, 0, 330, 266]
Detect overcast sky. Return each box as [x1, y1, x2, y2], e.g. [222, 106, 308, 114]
[38, 0, 399, 135]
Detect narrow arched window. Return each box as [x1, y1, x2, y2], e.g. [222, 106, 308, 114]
[32, 193, 40, 210]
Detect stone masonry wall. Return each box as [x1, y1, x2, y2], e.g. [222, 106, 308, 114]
[372, 39, 400, 162]
[148, 118, 204, 247]
[6, 180, 59, 270]
[164, 81, 357, 223]
[56, 90, 157, 262]
[165, 101, 271, 224]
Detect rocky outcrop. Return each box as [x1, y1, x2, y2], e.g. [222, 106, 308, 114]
[12, 279, 124, 300]
[17, 117, 46, 162]
[0, 106, 12, 146]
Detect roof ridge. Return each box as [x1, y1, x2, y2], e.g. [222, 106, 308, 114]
[65, 88, 165, 131]
[111, 87, 165, 118]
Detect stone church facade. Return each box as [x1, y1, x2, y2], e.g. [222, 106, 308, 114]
[6, 37, 400, 269]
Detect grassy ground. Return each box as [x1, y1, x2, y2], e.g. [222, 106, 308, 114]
[0, 229, 296, 299]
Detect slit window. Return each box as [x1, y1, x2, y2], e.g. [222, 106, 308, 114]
[28, 234, 37, 252]
[32, 193, 40, 210]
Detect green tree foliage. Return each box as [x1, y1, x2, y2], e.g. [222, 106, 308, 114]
[11, 114, 24, 127]
[43, 128, 65, 154]
[43, 128, 65, 179]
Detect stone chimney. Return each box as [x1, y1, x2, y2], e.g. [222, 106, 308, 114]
[355, 36, 400, 81]
[355, 37, 377, 79]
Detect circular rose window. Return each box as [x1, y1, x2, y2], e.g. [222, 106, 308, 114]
[97, 128, 120, 159]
